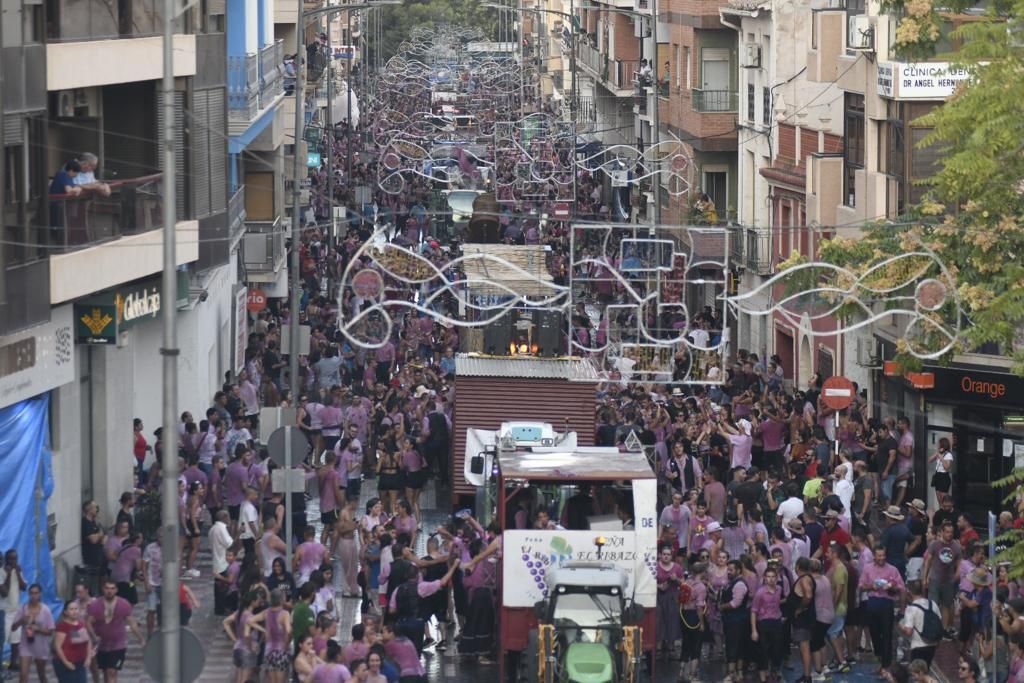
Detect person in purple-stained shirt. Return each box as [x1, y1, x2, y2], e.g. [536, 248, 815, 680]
[381, 623, 424, 680]
[757, 410, 789, 473]
[86, 580, 144, 683]
[751, 564, 785, 679]
[223, 446, 253, 532]
[679, 562, 707, 680]
[858, 545, 905, 672]
[341, 623, 370, 667]
[719, 559, 750, 681]
[374, 339, 396, 384]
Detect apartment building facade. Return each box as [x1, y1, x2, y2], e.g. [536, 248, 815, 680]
[1, 0, 237, 591]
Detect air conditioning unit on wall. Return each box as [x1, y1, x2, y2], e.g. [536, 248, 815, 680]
[55, 88, 99, 118]
[743, 44, 762, 68]
[847, 15, 875, 51]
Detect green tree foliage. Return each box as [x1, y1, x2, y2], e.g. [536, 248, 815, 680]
[367, 2, 500, 66]
[790, 0, 1024, 569]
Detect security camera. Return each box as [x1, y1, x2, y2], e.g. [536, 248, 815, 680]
[198, 290, 209, 303]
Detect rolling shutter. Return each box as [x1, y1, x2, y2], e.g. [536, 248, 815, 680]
[156, 89, 187, 218]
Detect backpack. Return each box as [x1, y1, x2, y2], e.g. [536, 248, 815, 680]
[394, 580, 420, 618]
[677, 581, 693, 606]
[911, 600, 944, 643]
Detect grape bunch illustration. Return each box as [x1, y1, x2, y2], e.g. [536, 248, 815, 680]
[643, 550, 658, 579]
[520, 536, 574, 595]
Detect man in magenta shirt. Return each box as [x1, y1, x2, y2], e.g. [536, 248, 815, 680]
[858, 546, 905, 672]
[86, 580, 144, 682]
[223, 447, 253, 530]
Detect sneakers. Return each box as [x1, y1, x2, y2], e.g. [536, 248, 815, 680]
[824, 660, 849, 674]
[811, 673, 829, 682]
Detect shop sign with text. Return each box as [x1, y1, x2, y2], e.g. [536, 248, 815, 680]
[74, 272, 189, 344]
[877, 62, 976, 100]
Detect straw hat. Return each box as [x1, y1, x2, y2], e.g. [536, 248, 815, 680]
[882, 505, 905, 521]
[968, 568, 992, 587]
[907, 499, 927, 514]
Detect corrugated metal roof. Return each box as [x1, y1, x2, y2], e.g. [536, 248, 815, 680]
[455, 353, 602, 381]
[451, 376, 597, 499]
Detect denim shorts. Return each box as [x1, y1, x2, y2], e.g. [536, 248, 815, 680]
[827, 614, 846, 638]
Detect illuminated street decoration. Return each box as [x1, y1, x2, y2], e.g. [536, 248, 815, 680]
[724, 238, 962, 360]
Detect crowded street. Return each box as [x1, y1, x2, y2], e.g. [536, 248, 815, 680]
[0, 1, 1022, 682]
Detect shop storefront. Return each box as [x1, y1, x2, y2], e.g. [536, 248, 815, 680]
[876, 350, 1024, 523]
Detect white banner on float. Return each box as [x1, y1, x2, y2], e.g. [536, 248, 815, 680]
[632, 477, 660, 606]
[503, 530, 657, 608]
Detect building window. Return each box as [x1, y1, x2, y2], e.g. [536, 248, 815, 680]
[762, 86, 771, 126]
[747, 83, 755, 122]
[684, 47, 691, 90]
[882, 101, 939, 214]
[843, 93, 864, 207]
[675, 44, 682, 87]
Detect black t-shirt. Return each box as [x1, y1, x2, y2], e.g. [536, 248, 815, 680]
[875, 437, 899, 473]
[732, 481, 764, 509]
[263, 350, 281, 379]
[907, 516, 928, 557]
[595, 424, 617, 448]
[81, 517, 104, 568]
[116, 509, 135, 538]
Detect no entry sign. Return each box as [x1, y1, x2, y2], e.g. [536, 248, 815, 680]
[553, 202, 571, 220]
[821, 375, 855, 411]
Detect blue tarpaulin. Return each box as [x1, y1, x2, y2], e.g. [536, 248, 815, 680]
[0, 395, 60, 616]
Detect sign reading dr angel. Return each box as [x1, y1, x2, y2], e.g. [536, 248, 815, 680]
[877, 62, 976, 99]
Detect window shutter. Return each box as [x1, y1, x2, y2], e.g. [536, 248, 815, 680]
[209, 88, 227, 213]
[156, 90, 187, 218]
[192, 90, 211, 218]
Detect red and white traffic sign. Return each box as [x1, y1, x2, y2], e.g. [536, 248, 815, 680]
[553, 202, 571, 220]
[821, 375, 855, 411]
[246, 288, 268, 313]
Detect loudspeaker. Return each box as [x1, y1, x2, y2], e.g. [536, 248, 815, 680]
[536, 309, 564, 357]
[483, 313, 513, 355]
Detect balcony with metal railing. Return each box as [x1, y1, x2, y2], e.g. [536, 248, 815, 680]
[228, 53, 261, 120]
[47, 172, 200, 303]
[228, 186, 247, 249]
[228, 40, 286, 135]
[744, 226, 773, 276]
[693, 89, 739, 113]
[48, 173, 164, 252]
[260, 40, 284, 103]
[577, 40, 605, 79]
[242, 216, 286, 274]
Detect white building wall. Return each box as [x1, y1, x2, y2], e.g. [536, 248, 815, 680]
[131, 262, 237, 448]
[50, 351, 84, 596]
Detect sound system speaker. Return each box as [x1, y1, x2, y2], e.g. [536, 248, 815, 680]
[536, 309, 564, 357]
[483, 313, 513, 355]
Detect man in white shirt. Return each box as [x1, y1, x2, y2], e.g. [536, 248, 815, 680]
[238, 486, 260, 562]
[688, 322, 710, 349]
[777, 482, 805, 527]
[72, 153, 111, 196]
[899, 579, 942, 665]
[210, 510, 233, 576]
[834, 464, 855, 520]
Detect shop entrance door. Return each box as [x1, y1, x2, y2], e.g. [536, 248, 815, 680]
[953, 408, 1007, 522]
